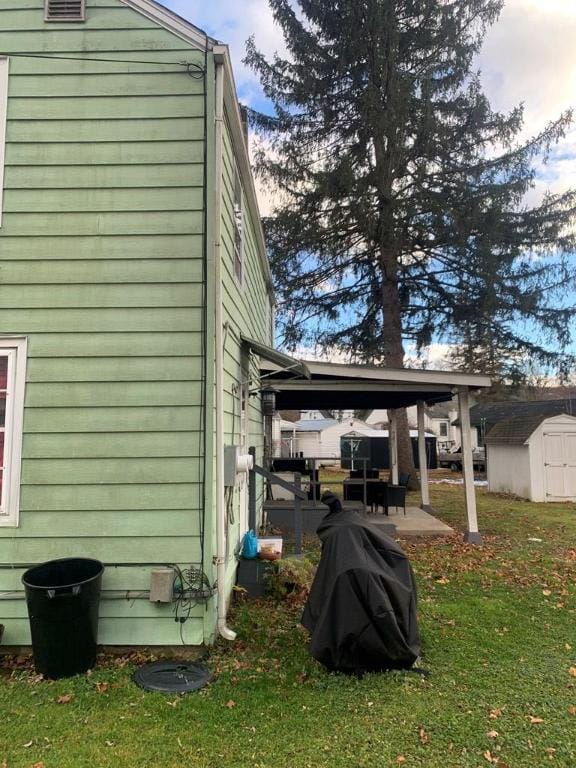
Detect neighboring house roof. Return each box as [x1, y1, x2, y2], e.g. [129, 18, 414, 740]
[294, 419, 339, 432]
[485, 413, 576, 445]
[453, 398, 576, 429]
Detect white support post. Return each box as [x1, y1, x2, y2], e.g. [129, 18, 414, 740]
[389, 410, 399, 485]
[417, 400, 431, 511]
[458, 387, 482, 544]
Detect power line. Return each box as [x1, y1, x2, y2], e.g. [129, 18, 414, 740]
[0, 51, 205, 77]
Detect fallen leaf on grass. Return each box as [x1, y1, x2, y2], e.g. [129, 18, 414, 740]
[435, 577, 450, 585]
[484, 750, 497, 763]
[225, 700, 236, 709]
[486, 730, 499, 738]
[95, 682, 109, 694]
[22, 741, 33, 748]
[396, 757, 406, 765]
[57, 694, 73, 704]
[105, 740, 114, 747]
[32, 763, 45, 768]
[568, 706, 576, 715]
[489, 708, 503, 719]
[418, 727, 428, 744]
[569, 667, 576, 678]
[542, 589, 552, 596]
[527, 715, 544, 724]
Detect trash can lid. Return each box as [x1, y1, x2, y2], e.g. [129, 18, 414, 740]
[133, 660, 212, 694]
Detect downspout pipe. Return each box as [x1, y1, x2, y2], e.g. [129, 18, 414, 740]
[213, 50, 236, 641]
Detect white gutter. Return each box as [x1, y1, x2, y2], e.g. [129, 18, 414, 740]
[214, 51, 236, 641]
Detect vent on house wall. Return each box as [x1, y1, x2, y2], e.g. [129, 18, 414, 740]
[45, 0, 86, 22]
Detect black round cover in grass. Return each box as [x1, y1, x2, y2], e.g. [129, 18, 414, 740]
[302, 492, 420, 674]
[133, 661, 212, 693]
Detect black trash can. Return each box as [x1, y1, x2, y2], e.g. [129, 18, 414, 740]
[22, 558, 104, 679]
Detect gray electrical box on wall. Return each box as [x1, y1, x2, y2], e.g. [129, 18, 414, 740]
[149, 568, 175, 603]
[224, 445, 240, 486]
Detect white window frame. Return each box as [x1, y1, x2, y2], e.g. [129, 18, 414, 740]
[0, 338, 27, 527]
[233, 163, 244, 287]
[0, 57, 9, 228]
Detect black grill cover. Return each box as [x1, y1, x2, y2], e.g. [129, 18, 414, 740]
[302, 493, 420, 674]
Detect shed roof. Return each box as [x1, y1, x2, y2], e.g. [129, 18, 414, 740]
[485, 414, 563, 445]
[486, 412, 576, 445]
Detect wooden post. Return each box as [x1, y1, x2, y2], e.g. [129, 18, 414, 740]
[248, 446, 257, 530]
[417, 400, 431, 511]
[458, 387, 482, 544]
[389, 411, 399, 485]
[294, 472, 303, 555]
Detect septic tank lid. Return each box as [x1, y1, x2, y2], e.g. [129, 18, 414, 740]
[133, 660, 212, 693]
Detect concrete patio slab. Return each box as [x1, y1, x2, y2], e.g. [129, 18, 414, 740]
[367, 506, 453, 536]
[264, 500, 453, 538]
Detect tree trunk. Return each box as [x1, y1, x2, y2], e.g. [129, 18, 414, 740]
[380, 267, 418, 489]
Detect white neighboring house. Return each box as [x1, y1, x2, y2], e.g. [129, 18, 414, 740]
[366, 403, 464, 449]
[272, 416, 299, 458]
[486, 413, 576, 502]
[366, 407, 420, 428]
[290, 418, 378, 464]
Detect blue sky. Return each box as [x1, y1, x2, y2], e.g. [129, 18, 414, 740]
[161, 0, 576, 366]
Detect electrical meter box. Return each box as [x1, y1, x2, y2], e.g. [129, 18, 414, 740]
[224, 445, 254, 486]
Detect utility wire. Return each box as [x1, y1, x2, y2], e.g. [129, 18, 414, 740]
[0, 51, 205, 77]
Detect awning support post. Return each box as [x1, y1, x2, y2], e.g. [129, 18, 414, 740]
[417, 400, 431, 512]
[389, 410, 399, 485]
[458, 386, 482, 544]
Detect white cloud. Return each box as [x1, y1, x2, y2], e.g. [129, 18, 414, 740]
[478, 0, 576, 131]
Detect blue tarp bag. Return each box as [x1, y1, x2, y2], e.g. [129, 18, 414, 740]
[242, 530, 258, 559]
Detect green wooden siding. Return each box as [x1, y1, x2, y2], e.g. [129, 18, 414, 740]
[219, 116, 273, 591]
[0, 0, 210, 647]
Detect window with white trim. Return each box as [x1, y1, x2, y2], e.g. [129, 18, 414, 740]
[0, 339, 27, 527]
[233, 163, 244, 285]
[0, 57, 8, 228]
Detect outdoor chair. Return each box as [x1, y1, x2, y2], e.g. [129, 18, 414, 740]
[369, 480, 389, 514]
[398, 472, 411, 488]
[384, 484, 407, 516]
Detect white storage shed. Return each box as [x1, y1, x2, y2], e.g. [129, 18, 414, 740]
[486, 413, 576, 502]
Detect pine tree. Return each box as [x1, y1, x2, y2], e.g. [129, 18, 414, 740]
[245, 0, 576, 480]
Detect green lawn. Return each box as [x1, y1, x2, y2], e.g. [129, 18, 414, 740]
[1, 486, 575, 767]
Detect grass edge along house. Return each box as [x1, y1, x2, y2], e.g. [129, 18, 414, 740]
[0, 0, 278, 647]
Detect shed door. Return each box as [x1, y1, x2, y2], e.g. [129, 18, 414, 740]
[543, 432, 576, 499]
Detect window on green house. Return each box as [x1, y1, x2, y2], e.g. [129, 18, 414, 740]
[233, 164, 244, 285]
[0, 339, 27, 527]
[0, 57, 8, 228]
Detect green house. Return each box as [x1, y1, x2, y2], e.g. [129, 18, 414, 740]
[0, 0, 280, 646]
